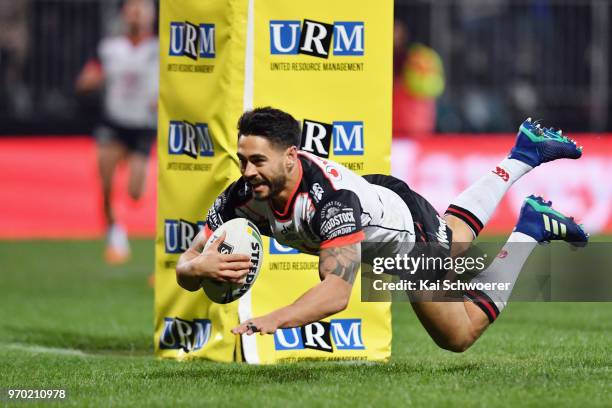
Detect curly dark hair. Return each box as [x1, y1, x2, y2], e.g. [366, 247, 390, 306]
[237, 107, 301, 149]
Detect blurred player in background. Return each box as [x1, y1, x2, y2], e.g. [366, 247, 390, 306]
[76, 0, 158, 264]
[393, 19, 445, 138]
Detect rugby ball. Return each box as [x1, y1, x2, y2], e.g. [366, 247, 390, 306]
[200, 218, 263, 304]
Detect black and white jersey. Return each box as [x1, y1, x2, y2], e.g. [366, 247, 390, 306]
[205, 152, 416, 258]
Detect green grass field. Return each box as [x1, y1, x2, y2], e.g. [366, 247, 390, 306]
[1, 239, 611, 407]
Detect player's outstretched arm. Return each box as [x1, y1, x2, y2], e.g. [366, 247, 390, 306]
[232, 243, 361, 335]
[176, 230, 252, 291]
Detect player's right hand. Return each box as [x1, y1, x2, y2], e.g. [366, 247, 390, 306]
[190, 231, 252, 283]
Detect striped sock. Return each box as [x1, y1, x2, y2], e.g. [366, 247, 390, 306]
[446, 158, 532, 237]
[464, 232, 537, 322]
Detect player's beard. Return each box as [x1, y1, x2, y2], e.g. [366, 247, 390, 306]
[251, 173, 286, 201]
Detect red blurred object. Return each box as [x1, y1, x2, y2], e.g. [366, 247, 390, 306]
[392, 78, 436, 137]
[1, 135, 610, 239]
[391, 134, 612, 235]
[0, 137, 156, 239]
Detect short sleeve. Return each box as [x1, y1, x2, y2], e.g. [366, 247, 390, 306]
[314, 190, 365, 249]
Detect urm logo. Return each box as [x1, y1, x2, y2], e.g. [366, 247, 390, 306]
[333, 121, 364, 156]
[269, 238, 299, 255]
[270, 20, 364, 58]
[159, 317, 211, 352]
[169, 22, 215, 59]
[274, 319, 365, 351]
[165, 219, 205, 254]
[168, 121, 214, 158]
[301, 119, 364, 158]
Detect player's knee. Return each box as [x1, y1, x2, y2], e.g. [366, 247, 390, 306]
[128, 186, 144, 201]
[128, 179, 146, 200]
[441, 340, 471, 353]
[435, 332, 476, 353]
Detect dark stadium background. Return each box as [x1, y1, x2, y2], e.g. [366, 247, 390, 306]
[2, 0, 611, 135]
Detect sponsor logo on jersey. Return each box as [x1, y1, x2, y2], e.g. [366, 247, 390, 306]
[270, 20, 364, 58]
[159, 317, 211, 352]
[270, 238, 300, 255]
[325, 165, 342, 181]
[497, 249, 508, 259]
[320, 201, 357, 239]
[164, 219, 205, 253]
[169, 22, 215, 59]
[435, 215, 450, 250]
[274, 319, 365, 351]
[310, 183, 324, 203]
[168, 121, 214, 158]
[269, 218, 301, 242]
[493, 166, 510, 182]
[206, 195, 226, 230]
[301, 119, 364, 158]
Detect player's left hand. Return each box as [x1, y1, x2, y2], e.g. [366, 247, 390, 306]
[232, 315, 279, 336]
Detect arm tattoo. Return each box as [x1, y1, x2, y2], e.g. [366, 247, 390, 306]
[319, 244, 361, 284]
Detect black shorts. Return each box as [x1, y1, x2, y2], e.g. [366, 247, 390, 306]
[363, 174, 453, 280]
[94, 120, 156, 155]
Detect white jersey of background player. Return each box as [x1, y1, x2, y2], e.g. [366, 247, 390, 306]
[99, 33, 158, 129]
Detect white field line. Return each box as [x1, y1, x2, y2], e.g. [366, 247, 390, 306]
[3, 343, 87, 357]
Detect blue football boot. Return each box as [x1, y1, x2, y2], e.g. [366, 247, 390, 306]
[514, 195, 589, 247]
[509, 118, 583, 167]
